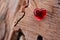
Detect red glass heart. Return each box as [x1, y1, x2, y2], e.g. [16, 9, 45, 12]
[34, 8, 46, 21]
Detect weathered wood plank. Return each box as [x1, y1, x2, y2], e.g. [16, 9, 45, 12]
[0, 0, 60, 40]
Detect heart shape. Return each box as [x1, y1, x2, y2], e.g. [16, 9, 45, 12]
[34, 8, 46, 21]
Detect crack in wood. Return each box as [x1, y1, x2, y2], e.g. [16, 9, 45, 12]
[14, 12, 25, 26]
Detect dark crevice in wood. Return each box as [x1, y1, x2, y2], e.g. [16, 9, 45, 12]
[37, 35, 43, 40]
[14, 0, 29, 26]
[24, 0, 29, 8]
[14, 12, 25, 26]
[17, 29, 25, 40]
[11, 29, 25, 40]
[58, 3, 60, 5]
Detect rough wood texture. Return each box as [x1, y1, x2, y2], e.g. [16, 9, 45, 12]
[0, 0, 60, 40]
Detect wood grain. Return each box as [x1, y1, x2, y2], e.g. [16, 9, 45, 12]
[0, 0, 60, 40]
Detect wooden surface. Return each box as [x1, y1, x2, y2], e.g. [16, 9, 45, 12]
[0, 0, 60, 40]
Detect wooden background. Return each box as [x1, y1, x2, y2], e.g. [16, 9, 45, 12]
[0, 0, 60, 40]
